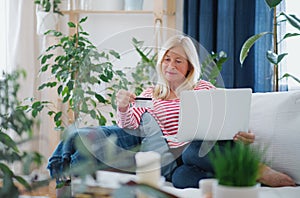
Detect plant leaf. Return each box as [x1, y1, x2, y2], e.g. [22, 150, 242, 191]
[100, 74, 109, 82]
[266, 51, 287, 65]
[38, 82, 57, 90]
[280, 12, 300, 31]
[266, 51, 288, 64]
[32, 101, 42, 109]
[14, 175, 31, 190]
[54, 111, 62, 122]
[290, 14, 300, 23]
[240, 32, 271, 65]
[57, 85, 63, 95]
[41, 64, 49, 72]
[264, 0, 282, 8]
[277, 53, 288, 64]
[95, 93, 106, 103]
[68, 22, 76, 28]
[109, 50, 120, 59]
[0, 132, 19, 152]
[44, 1, 51, 12]
[282, 33, 300, 41]
[79, 16, 88, 23]
[281, 73, 300, 83]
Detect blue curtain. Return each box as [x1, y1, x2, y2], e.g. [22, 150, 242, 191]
[183, 0, 273, 92]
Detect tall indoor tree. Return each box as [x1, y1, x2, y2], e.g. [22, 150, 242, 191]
[240, 0, 300, 91]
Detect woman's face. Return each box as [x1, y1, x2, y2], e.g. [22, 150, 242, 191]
[162, 46, 190, 86]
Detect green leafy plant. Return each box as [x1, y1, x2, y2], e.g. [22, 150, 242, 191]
[209, 142, 263, 187]
[34, 0, 63, 15]
[201, 51, 228, 87]
[240, 0, 300, 91]
[24, 16, 128, 130]
[0, 70, 44, 197]
[129, 37, 157, 96]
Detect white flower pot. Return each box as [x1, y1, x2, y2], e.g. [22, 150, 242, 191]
[91, 0, 123, 11]
[213, 183, 260, 198]
[59, 0, 71, 10]
[36, 11, 59, 35]
[124, 0, 144, 10]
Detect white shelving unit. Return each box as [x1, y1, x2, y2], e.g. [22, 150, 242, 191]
[61, 0, 176, 36]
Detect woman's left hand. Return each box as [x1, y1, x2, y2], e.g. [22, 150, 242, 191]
[233, 131, 255, 144]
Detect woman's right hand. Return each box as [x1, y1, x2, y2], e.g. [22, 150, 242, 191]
[116, 89, 136, 112]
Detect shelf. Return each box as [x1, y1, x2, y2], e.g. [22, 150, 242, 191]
[61, 10, 154, 15]
[61, 10, 175, 16]
[62, 0, 176, 36]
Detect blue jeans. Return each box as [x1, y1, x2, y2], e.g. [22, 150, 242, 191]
[171, 140, 233, 188]
[47, 112, 178, 183]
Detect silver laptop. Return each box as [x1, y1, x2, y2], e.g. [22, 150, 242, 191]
[177, 88, 252, 142]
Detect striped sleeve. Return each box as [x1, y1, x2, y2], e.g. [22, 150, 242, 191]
[117, 107, 147, 129]
[116, 87, 153, 129]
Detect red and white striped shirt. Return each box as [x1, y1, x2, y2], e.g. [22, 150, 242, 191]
[117, 80, 215, 148]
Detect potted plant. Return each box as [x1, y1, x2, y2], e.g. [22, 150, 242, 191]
[25, 16, 128, 131]
[209, 142, 264, 198]
[0, 70, 44, 197]
[34, 0, 63, 35]
[239, 0, 300, 91]
[124, 0, 144, 11]
[91, 0, 124, 11]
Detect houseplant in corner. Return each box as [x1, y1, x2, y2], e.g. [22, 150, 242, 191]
[0, 70, 44, 198]
[209, 141, 263, 198]
[239, 0, 300, 91]
[26, 16, 127, 130]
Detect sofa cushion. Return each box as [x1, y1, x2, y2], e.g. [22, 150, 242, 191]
[249, 91, 300, 184]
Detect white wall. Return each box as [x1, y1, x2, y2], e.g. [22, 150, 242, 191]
[55, 0, 184, 126]
[286, 1, 300, 90]
[58, 0, 183, 69]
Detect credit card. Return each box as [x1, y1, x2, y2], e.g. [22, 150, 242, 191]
[135, 97, 153, 108]
[135, 97, 152, 101]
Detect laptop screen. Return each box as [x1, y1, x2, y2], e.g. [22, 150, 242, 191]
[177, 88, 252, 142]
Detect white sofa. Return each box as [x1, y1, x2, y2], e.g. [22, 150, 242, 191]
[161, 185, 300, 198]
[162, 90, 300, 197]
[250, 90, 300, 185]
[72, 91, 300, 198]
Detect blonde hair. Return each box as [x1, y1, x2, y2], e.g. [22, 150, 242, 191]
[153, 35, 201, 99]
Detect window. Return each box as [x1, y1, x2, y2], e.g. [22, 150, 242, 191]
[0, 0, 7, 74]
[285, 1, 300, 90]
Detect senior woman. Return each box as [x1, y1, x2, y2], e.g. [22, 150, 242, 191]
[48, 35, 295, 187]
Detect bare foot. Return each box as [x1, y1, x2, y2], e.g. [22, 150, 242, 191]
[259, 165, 296, 187]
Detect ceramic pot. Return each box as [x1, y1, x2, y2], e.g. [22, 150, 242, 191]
[213, 183, 260, 198]
[36, 11, 58, 35]
[91, 0, 123, 11]
[124, 0, 144, 10]
[59, 0, 71, 10]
